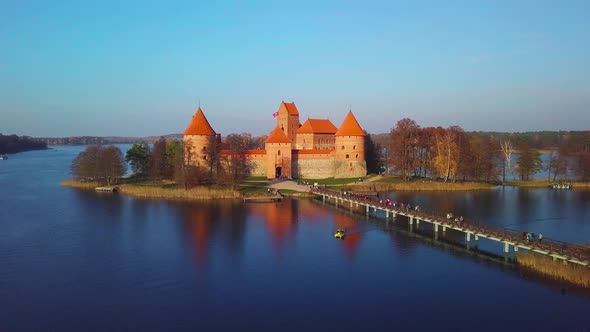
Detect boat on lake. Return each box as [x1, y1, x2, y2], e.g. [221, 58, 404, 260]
[334, 228, 346, 239]
[0, 154, 8, 160]
[550, 182, 572, 189]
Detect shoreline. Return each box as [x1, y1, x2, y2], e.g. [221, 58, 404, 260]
[61, 177, 590, 203]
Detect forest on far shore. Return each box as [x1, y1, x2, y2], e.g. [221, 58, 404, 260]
[0, 134, 47, 154]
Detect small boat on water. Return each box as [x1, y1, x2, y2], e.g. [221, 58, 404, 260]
[550, 183, 572, 189]
[334, 228, 346, 239]
[0, 154, 8, 160]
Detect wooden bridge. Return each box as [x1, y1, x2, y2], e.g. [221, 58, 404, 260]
[311, 188, 590, 267]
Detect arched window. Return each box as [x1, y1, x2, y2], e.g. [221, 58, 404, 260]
[203, 146, 207, 151]
[278, 150, 281, 156]
[341, 146, 345, 150]
[353, 145, 356, 150]
[356, 154, 358, 158]
[203, 156, 207, 160]
[346, 154, 349, 159]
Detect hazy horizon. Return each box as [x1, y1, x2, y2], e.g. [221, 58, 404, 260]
[2, 1, 589, 137]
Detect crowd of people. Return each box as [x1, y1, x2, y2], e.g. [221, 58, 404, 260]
[523, 232, 543, 242]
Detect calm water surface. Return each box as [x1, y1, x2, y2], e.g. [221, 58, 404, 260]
[1, 147, 589, 331]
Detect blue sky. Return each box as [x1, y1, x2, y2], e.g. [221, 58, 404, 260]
[1, 0, 589, 136]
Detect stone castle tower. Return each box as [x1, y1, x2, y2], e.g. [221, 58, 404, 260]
[183, 107, 216, 166]
[264, 126, 292, 178]
[334, 111, 366, 178]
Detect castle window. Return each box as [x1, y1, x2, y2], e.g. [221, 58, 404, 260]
[203, 146, 207, 151]
[341, 146, 345, 150]
[353, 145, 356, 150]
[203, 156, 207, 160]
[356, 154, 358, 159]
[278, 150, 281, 156]
[346, 154, 349, 159]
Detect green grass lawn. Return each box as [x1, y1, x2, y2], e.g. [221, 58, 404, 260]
[299, 177, 368, 185]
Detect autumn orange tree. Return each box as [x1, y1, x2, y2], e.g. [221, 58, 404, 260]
[431, 127, 458, 182]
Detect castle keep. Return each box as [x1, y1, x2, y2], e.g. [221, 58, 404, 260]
[183, 101, 367, 179]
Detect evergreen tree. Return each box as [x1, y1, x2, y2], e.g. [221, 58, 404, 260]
[125, 143, 150, 176]
[516, 146, 543, 180]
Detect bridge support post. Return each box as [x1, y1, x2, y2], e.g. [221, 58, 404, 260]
[322, 195, 325, 203]
[465, 232, 471, 242]
[474, 235, 479, 248]
[434, 224, 439, 233]
[415, 218, 420, 228]
[514, 246, 518, 252]
[385, 210, 389, 219]
[442, 226, 446, 233]
[335, 197, 338, 206]
[365, 205, 369, 216]
[409, 217, 413, 225]
[503, 242, 509, 253]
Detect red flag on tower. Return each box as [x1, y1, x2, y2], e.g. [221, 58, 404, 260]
[272, 111, 279, 118]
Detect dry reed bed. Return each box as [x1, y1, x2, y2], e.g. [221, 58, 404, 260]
[61, 180, 240, 200]
[516, 252, 590, 288]
[60, 180, 100, 189]
[119, 184, 240, 200]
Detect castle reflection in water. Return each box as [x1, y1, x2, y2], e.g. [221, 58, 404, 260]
[180, 198, 366, 268]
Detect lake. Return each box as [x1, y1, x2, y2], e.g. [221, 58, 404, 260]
[1, 146, 589, 331]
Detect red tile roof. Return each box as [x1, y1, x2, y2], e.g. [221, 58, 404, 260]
[183, 108, 216, 136]
[297, 119, 338, 134]
[335, 111, 365, 136]
[282, 101, 299, 116]
[265, 126, 292, 144]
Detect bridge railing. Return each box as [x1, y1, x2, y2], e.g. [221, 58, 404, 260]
[311, 187, 590, 262]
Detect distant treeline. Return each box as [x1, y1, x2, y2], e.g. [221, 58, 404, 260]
[40, 134, 183, 146]
[371, 130, 590, 154]
[0, 134, 47, 154]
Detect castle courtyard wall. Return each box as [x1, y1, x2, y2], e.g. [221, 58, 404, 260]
[292, 152, 335, 179]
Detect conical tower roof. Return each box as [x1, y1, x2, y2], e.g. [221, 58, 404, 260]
[183, 107, 216, 136]
[265, 126, 292, 144]
[335, 111, 365, 136]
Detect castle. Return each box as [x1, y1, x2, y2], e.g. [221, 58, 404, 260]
[183, 101, 367, 179]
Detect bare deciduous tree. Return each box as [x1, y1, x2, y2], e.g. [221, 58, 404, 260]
[500, 140, 514, 182]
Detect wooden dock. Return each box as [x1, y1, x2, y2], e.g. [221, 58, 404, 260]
[95, 186, 119, 192]
[312, 188, 590, 267]
[243, 192, 283, 203]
